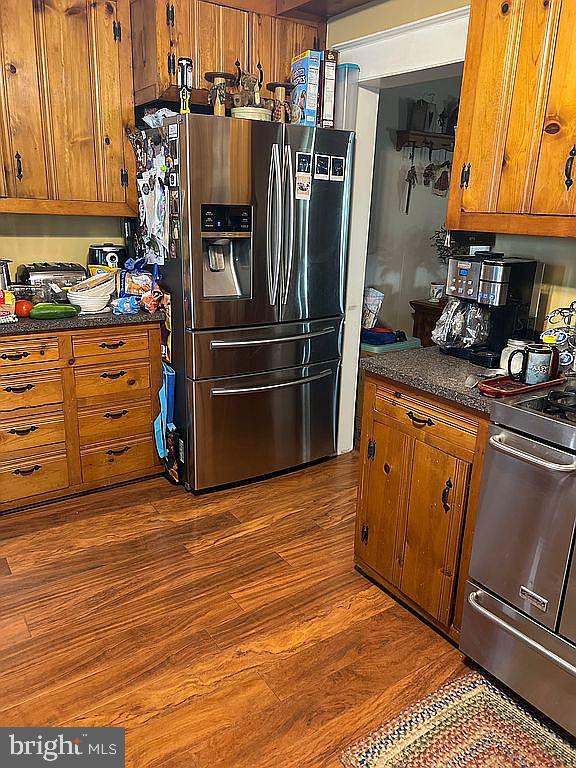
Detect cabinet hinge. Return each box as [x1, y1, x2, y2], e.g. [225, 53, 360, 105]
[113, 20, 122, 42]
[120, 168, 129, 187]
[459, 162, 471, 189]
[361, 522, 369, 544]
[166, 2, 175, 26]
[167, 52, 176, 76]
[367, 439, 376, 461]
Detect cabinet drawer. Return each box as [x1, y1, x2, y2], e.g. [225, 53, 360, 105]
[0, 452, 69, 503]
[72, 330, 149, 360]
[374, 387, 477, 455]
[0, 371, 63, 412]
[81, 436, 155, 483]
[0, 337, 59, 369]
[75, 362, 150, 400]
[0, 413, 66, 455]
[78, 400, 152, 446]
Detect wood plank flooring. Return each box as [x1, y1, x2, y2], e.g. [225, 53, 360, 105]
[0, 452, 467, 767]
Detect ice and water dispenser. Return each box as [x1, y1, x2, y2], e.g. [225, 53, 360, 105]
[201, 204, 252, 299]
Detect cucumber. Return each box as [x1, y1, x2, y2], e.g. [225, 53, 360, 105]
[29, 303, 79, 320]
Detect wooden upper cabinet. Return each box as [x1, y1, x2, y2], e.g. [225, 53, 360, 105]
[132, 0, 323, 104]
[251, 13, 324, 97]
[447, 0, 576, 237]
[0, 0, 49, 200]
[531, 1, 576, 216]
[0, 0, 136, 215]
[195, 2, 249, 89]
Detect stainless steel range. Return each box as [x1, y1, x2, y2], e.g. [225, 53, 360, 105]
[460, 385, 576, 737]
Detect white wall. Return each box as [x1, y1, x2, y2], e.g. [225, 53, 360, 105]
[366, 76, 461, 331]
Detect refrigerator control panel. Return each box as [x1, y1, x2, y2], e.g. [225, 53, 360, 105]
[201, 204, 252, 234]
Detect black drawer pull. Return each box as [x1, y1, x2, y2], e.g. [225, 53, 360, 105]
[13, 464, 41, 476]
[1, 351, 29, 361]
[106, 446, 130, 456]
[406, 410, 433, 427]
[4, 383, 34, 394]
[103, 410, 128, 420]
[442, 477, 453, 512]
[8, 425, 38, 436]
[100, 341, 125, 349]
[100, 370, 126, 380]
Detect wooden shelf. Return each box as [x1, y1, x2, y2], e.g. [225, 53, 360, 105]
[395, 130, 455, 153]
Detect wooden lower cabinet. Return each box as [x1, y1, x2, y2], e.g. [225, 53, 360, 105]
[0, 322, 163, 514]
[355, 374, 488, 640]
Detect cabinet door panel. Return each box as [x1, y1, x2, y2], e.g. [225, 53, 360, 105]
[251, 13, 274, 97]
[293, 21, 319, 56]
[497, 0, 560, 213]
[89, 0, 125, 203]
[400, 441, 469, 626]
[0, 0, 48, 199]
[41, 0, 97, 201]
[355, 418, 413, 587]
[220, 6, 248, 75]
[171, 0, 192, 86]
[531, 0, 576, 216]
[274, 18, 297, 85]
[194, 1, 219, 88]
[459, 0, 524, 214]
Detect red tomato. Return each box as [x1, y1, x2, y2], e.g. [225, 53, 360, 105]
[15, 300, 33, 318]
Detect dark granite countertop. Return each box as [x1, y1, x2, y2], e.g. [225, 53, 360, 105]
[361, 346, 492, 415]
[0, 311, 161, 336]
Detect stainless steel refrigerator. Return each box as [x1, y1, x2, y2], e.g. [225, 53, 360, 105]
[147, 114, 354, 490]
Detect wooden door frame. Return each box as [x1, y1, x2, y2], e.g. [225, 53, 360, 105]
[332, 6, 470, 454]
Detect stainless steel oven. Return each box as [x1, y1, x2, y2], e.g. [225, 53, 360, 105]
[460, 391, 576, 736]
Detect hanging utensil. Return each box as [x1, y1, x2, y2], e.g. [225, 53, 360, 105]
[405, 165, 418, 214]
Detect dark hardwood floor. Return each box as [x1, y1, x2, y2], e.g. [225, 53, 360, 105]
[0, 452, 466, 767]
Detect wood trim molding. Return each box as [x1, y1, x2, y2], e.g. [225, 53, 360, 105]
[0, 197, 137, 217]
[334, 7, 469, 85]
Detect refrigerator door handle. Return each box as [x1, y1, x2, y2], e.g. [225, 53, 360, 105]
[266, 145, 275, 305]
[282, 144, 295, 306]
[272, 143, 282, 305]
[211, 369, 333, 396]
[210, 326, 335, 349]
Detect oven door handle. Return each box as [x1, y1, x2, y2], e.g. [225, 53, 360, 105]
[489, 434, 576, 473]
[468, 590, 576, 677]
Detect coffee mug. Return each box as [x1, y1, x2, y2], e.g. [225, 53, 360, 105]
[508, 344, 560, 385]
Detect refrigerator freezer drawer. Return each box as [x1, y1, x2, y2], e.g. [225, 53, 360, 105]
[461, 581, 576, 736]
[188, 318, 343, 379]
[190, 360, 340, 489]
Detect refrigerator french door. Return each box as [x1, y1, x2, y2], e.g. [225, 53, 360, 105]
[156, 114, 354, 490]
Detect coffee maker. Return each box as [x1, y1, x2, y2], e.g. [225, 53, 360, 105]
[434, 254, 542, 368]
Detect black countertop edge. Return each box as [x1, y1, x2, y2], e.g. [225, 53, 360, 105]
[361, 346, 492, 416]
[0, 311, 161, 336]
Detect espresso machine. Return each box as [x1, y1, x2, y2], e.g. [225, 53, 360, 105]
[433, 254, 542, 368]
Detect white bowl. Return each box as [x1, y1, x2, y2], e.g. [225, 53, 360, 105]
[69, 282, 114, 298]
[68, 294, 110, 313]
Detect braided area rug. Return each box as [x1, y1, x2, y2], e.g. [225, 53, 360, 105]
[341, 672, 576, 768]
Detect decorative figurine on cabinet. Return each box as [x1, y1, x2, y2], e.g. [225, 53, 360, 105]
[266, 82, 294, 123]
[204, 71, 236, 117]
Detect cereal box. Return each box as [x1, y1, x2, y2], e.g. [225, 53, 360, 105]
[290, 50, 322, 126]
